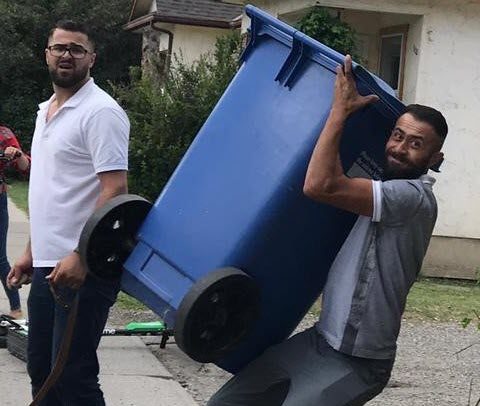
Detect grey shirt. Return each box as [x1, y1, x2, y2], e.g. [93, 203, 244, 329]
[317, 175, 437, 360]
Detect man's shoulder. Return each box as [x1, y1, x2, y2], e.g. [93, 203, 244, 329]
[87, 83, 123, 110]
[381, 175, 435, 196]
[79, 84, 127, 123]
[378, 175, 437, 221]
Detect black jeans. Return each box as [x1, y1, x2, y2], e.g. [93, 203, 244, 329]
[27, 267, 120, 405]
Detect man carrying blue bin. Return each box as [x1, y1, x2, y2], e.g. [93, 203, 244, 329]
[207, 55, 447, 406]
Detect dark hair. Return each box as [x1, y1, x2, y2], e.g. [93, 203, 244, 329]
[48, 20, 95, 50]
[404, 104, 448, 141]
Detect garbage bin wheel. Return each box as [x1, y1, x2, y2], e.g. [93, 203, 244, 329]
[78, 194, 152, 279]
[175, 267, 260, 363]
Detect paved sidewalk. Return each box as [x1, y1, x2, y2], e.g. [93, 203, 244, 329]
[0, 198, 197, 405]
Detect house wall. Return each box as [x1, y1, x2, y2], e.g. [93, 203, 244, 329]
[170, 25, 232, 66]
[334, 10, 422, 104]
[141, 23, 234, 74]
[413, 2, 480, 242]
[246, 0, 480, 278]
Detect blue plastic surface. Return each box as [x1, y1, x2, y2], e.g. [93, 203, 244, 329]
[121, 5, 405, 373]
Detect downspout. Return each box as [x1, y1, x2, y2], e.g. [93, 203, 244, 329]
[150, 20, 174, 73]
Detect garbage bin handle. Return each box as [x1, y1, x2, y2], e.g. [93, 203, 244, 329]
[274, 35, 306, 88]
[241, 5, 297, 63]
[243, 5, 342, 89]
[245, 5, 296, 39]
[275, 31, 339, 89]
[239, 13, 260, 63]
[241, 5, 405, 119]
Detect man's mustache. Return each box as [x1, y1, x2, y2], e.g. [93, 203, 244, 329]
[386, 152, 408, 164]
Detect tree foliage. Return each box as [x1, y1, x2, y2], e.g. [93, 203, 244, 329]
[0, 0, 141, 150]
[113, 32, 242, 201]
[296, 7, 359, 59]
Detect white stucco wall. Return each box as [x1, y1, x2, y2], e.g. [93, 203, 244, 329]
[246, 0, 480, 240]
[170, 25, 233, 66]
[413, 3, 480, 239]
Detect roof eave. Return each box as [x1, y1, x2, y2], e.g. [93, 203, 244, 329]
[124, 13, 241, 31]
[124, 14, 155, 31]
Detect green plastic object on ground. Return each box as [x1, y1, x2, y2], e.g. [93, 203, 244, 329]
[124, 321, 166, 333]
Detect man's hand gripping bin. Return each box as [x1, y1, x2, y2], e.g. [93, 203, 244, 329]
[77, 5, 406, 373]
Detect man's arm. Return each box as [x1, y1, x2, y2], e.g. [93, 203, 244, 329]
[303, 55, 378, 217]
[95, 170, 128, 208]
[5, 146, 30, 172]
[0, 127, 30, 172]
[48, 170, 128, 289]
[7, 238, 33, 289]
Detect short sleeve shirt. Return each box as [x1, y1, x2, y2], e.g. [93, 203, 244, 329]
[29, 79, 130, 267]
[317, 175, 437, 359]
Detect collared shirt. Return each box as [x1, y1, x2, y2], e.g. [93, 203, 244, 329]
[317, 175, 437, 359]
[29, 78, 129, 267]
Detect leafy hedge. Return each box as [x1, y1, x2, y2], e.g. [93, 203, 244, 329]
[296, 7, 359, 59]
[113, 32, 242, 201]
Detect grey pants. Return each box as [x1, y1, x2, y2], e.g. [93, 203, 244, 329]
[207, 327, 393, 406]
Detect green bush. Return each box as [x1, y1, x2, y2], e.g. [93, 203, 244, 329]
[0, 0, 141, 151]
[113, 32, 242, 201]
[296, 7, 359, 59]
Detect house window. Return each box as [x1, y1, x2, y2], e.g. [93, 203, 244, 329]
[378, 25, 408, 99]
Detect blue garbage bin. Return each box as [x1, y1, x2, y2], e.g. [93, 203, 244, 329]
[79, 5, 405, 373]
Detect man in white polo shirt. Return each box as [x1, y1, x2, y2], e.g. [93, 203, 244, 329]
[7, 20, 129, 405]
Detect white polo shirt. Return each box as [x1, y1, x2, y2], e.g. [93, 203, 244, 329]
[29, 78, 129, 267]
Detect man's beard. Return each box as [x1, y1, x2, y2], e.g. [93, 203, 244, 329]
[49, 65, 89, 88]
[382, 154, 428, 180]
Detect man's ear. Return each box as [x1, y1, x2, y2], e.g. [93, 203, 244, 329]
[429, 151, 444, 172]
[89, 52, 96, 69]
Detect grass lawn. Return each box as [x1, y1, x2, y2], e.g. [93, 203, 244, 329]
[116, 291, 147, 311]
[7, 180, 480, 320]
[310, 277, 480, 325]
[405, 277, 480, 323]
[7, 179, 29, 214]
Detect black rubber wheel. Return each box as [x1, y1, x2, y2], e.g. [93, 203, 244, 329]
[78, 194, 152, 279]
[175, 267, 260, 363]
[0, 335, 6, 349]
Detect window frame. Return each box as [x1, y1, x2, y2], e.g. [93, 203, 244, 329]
[378, 24, 409, 100]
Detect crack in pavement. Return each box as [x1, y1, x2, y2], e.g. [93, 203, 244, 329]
[101, 373, 175, 380]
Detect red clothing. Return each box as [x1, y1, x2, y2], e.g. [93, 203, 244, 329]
[0, 126, 30, 192]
